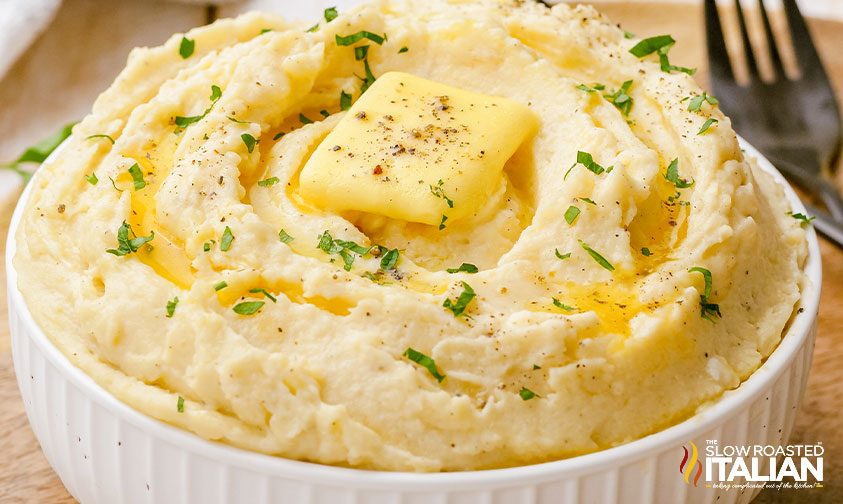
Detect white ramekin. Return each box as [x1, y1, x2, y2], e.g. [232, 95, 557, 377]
[6, 139, 822, 504]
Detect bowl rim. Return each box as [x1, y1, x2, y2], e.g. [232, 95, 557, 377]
[5, 138, 822, 489]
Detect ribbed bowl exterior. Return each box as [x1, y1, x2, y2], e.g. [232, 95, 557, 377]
[6, 138, 822, 504]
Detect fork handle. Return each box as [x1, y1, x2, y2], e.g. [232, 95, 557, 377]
[804, 202, 843, 249]
[818, 180, 843, 223]
[771, 157, 843, 222]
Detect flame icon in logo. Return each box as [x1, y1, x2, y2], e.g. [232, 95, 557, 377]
[680, 441, 703, 486]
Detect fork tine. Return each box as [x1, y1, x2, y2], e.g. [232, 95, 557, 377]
[734, 0, 760, 79]
[758, 0, 785, 79]
[782, 0, 824, 77]
[705, 0, 734, 81]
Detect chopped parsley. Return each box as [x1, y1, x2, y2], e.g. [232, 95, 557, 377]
[555, 249, 571, 260]
[214, 281, 228, 291]
[576, 83, 606, 93]
[306, 23, 319, 33]
[403, 347, 445, 382]
[220, 226, 234, 252]
[179, 36, 195, 59]
[260, 28, 272, 35]
[379, 248, 400, 270]
[398, 46, 408, 53]
[249, 288, 277, 303]
[629, 34, 696, 74]
[579, 240, 615, 271]
[1, 123, 75, 182]
[446, 263, 479, 274]
[86, 134, 115, 144]
[233, 301, 265, 315]
[241, 133, 258, 153]
[605, 80, 634, 116]
[166, 297, 178, 318]
[278, 229, 294, 243]
[317, 230, 373, 271]
[106, 221, 154, 256]
[299, 113, 313, 124]
[641, 247, 652, 256]
[687, 91, 718, 112]
[360, 58, 377, 93]
[340, 90, 352, 111]
[354, 45, 369, 61]
[127, 163, 146, 190]
[565, 151, 611, 179]
[177, 396, 184, 412]
[257, 176, 279, 187]
[552, 297, 577, 312]
[564, 205, 581, 225]
[273, 132, 285, 141]
[203, 240, 214, 252]
[84, 173, 99, 185]
[335, 31, 386, 46]
[438, 214, 448, 231]
[697, 118, 718, 135]
[443, 281, 476, 317]
[787, 211, 815, 227]
[174, 85, 222, 130]
[664, 158, 695, 188]
[519, 387, 538, 400]
[323, 6, 338, 22]
[579, 197, 596, 205]
[227, 116, 250, 124]
[430, 179, 454, 208]
[689, 267, 722, 322]
[624, 30, 636, 39]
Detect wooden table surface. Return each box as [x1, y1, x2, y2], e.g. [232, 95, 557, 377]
[0, 1, 840, 502]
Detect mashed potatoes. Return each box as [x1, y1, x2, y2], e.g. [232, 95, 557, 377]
[15, 0, 807, 471]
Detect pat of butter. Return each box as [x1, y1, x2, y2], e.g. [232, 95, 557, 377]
[299, 72, 538, 225]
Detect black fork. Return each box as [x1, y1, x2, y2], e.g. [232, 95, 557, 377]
[706, 0, 843, 245]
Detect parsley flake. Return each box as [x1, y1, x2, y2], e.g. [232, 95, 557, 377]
[179, 36, 195, 59]
[564, 205, 581, 225]
[106, 221, 154, 256]
[443, 281, 476, 317]
[379, 248, 400, 270]
[258, 176, 279, 187]
[241, 133, 258, 153]
[177, 396, 185, 412]
[399, 46, 408, 53]
[605, 80, 634, 116]
[335, 31, 386, 46]
[233, 301, 265, 315]
[687, 91, 718, 112]
[355, 45, 369, 61]
[519, 387, 538, 400]
[340, 90, 352, 111]
[552, 297, 577, 312]
[438, 214, 448, 231]
[689, 267, 722, 322]
[579, 240, 615, 271]
[787, 211, 815, 227]
[555, 249, 571, 260]
[403, 347, 445, 382]
[299, 113, 313, 125]
[174, 85, 222, 130]
[697, 118, 718, 135]
[360, 58, 377, 93]
[629, 34, 695, 75]
[576, 83, 606, 93]
[324, 6, 338, 22]
[128, 163, 146, 190]
[214, 281, 228, 291]
[664, 158, 694, 188]
[278, 229, 294, 243]
[446, 263, 478, 274]
[249, 288, 277, 303]
[220, 226, 234, 252]
[166, 297, 179, 318]
[566, 151, 611, 180]
[84, 173, 99, 185]
[641, 247, 652, 256]
[430, 179, 454, 208]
